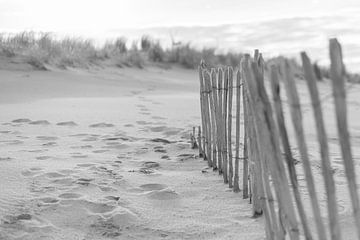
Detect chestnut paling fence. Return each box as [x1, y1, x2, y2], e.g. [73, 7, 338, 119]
[197, 39, 360, 240]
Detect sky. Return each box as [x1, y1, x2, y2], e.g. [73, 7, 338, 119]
[1, 0, 360, 71]
[0, 0, 359, 32]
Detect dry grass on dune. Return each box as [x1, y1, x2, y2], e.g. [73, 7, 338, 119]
[0, 31, 243, 70]
[1, 31, 359, 83]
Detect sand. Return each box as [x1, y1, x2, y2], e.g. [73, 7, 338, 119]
[1, 64, 360, 240]
[0, 66, 264, 240]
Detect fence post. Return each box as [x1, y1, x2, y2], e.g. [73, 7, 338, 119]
[198, 126, 203, 157]
[271, 65, 312, 240]
[233, 69, 241, 192]
[242, 57, 281, 239]
[203, 70, 213, 167]
[301, 54, 342, 240]
[329, 38, 360, 240]
[217, 68, 224, 174]
[284, 53, 327, 240]
[242, 78, 249, 199]
[210, 69, 218, 170]
[228, 67, 234, 188]
[199, 65, 207, 160]
[223, 68, 229, 183]
[246, 59, 300, 240]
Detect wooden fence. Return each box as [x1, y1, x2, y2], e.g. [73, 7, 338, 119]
[197, 38, 360, 240]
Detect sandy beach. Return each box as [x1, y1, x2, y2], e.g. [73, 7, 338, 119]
[0, 66, 264, 240]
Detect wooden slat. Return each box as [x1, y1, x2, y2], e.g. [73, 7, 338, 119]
[247, 60, 300, 240]
[228, 67, 234, 188]
[271, 65, 313, 240]
[223, 68, 229, 183]
[233, 69, 241, 192]
[329, 38, 360, 240]
[203, 71, 213, 167]
[301, 54, 341, 240]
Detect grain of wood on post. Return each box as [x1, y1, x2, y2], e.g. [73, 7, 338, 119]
[222, 67, 229, 183]
[302, 54, 342, 240]
[242, 57, 282, 239]
[247, 60, 300, 240]
[210, 68, 218, 170]
[271, 65, 313, 240]
[242, 74, 249, 199]
[284, 53, 327, 240]
[233, 68, 241, 193]
[330, 38, 360, 240]
[203, 70, 213, 167]
[217, 68, 224, 174]
[227, 67, 234, 188]
[198, 65, 207, 159]
[198, 126, 203, 157]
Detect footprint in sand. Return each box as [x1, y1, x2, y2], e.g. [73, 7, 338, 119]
[2, 213, 32, 224]
[139, 183, 167, 191]
[37, 136, 58, 141]
[36, 156, 52, 160]
[104, 136, 130, 141]
[59, 193, 83, 199]
[16, 135, 29, 139]
[56, 121, 78, 126]
[30, 167, 43, 171]
[84, 200, 117, 214]
[151, 116, 166, 120]
[105, 196, 121, 201]
[149, 126, 167, 132]
[76, 163, 96, 168]
[58, 169, 76, 175]
[70, 145, 93, 149]
[42, 142, 57, 147]
[89, 123, 115, 128]
[136, 120, 150, 125]
[39, 197, 59, 204]
[52, 177, 74, 186]
[164, 128, 183, 137]
[0, 157, 12, 161]
[27, 149, 48, 153]
[0, 130, 11, 134]
[150, 138, 171, 144]
[22, 170, 40, 177]
[99, 186, 117, 192]
[146, 188, 179, 200]
[12, 118, 32, 123]
[71, 153, 88, 158]
[93, 149, 109, 153]
[102, 144, 129, 150]
[44, 172, 66, 178]
[21, 167, 43, 176]
[154, 149, 167, 153]
[76, 178, 94, 186]
[3, 140, 24, 145]
[177, 153, 196, 161]
[29, 120, 50, 125]
[142, 161, 160, 168]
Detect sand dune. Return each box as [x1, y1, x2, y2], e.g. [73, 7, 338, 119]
[0, 66, 264, 239]
[1, 64, 360, 239]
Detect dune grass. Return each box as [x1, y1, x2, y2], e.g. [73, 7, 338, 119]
[0, 31, 358, 83]
[0, 31, 244, 70]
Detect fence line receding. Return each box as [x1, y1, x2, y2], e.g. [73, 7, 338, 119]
[196, 38, 360, 240]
